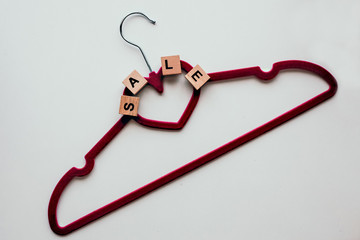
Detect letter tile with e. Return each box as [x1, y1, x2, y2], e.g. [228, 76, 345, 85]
[185, 64, 210, 90]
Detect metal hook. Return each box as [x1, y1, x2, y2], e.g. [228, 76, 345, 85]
[119, 12, 156, 73]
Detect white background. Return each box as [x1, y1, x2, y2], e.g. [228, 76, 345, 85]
[1, 0, 360, 239]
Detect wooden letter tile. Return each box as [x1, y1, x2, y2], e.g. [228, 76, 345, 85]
[119, 95, 140, 116]
[185, 64, 210, 90]
[122, 70, 148, 95]
[161, 55, 182, 75]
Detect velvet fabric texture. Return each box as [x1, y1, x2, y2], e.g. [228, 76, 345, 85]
[49, 60, 337, 235]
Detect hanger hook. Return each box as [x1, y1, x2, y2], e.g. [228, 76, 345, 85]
[119, 12, 156, 73]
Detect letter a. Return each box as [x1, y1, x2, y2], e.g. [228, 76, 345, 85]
[129, 77, 140, 88]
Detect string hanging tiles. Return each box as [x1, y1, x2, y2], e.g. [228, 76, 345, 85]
[120, 56, 209, 117]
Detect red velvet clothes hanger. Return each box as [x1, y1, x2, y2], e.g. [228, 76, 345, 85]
[48, 59, 337, 235]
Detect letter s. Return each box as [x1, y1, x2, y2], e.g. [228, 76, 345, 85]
[124, 103, 134, 111]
